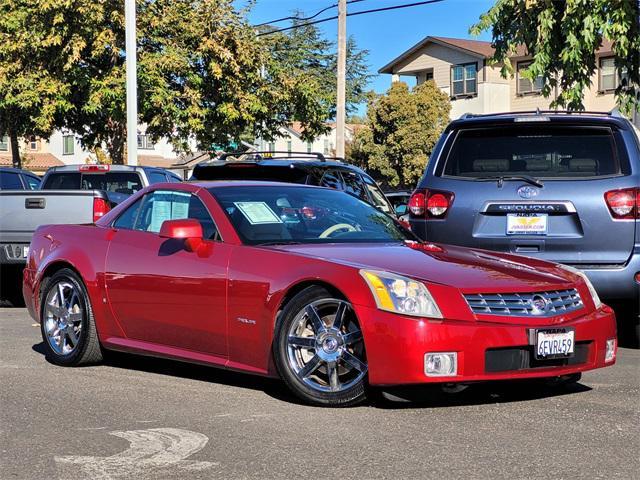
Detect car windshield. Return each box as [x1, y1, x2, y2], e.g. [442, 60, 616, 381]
[210, 185, 408, 245]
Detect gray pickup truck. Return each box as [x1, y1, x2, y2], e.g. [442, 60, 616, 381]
[0, 189, 110, 304]
[0, 164, 182, 305]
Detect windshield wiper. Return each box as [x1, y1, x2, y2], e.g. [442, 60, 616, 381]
[256, 240, 303, 246]
[477, 175, 544, 188]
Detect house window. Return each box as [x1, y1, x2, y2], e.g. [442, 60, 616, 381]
[425, 70, 434, 81]
[323, 139, 329, 155]
[517, 61, 543, 95]
[268, 142, 275, 152]
[599, 57, 627, 92]
[62, 135, 74, 155]
[29, 136, 37, 150]
[451, 63, 477, 97]
[0, 135, 8, 151]
[137, 134, 154, 150]
[307, 142, 312, 153]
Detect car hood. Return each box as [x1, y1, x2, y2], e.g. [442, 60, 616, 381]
[268, 242, 576, 292]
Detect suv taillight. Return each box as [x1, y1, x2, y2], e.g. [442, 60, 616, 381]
[93, 198, 110, 222]
[605, 188, 639, 219]
[409, 190, 454, 218]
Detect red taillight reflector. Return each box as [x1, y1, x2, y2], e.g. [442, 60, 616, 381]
[635, 272, 640, 285]
[93, 198, 110, 222]
[408, 191, 425, 216]
[426, 193, 450, 217]
[80, 164, 110, 172]
[605, 188, 638, 219]
[409, 190, 454, 218]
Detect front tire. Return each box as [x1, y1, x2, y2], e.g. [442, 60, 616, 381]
[274, 286, 368, 406]
[40, 268, 103, 366]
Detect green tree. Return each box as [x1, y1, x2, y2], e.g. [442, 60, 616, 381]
[67, 0, 333, 163]
[0, 0, 87, 168]
[471, 0, 640, 114]
[350, 81, 450, 189]
[261, 11, 374, 124]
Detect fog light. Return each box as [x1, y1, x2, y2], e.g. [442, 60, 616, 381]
[605, 338, 616, 363]
[425, 352, 457, 377]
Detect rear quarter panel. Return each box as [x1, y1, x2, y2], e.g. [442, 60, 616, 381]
[24, 224, 123, 338]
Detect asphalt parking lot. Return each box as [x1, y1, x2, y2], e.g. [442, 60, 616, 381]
[1, 307, 639, 480]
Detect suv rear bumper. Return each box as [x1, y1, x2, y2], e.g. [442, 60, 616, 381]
[575, 248, 640, 304]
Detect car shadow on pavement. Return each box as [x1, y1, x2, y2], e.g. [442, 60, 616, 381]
[32, 342, 297, 402]
[32, 342, 593, 408]
[370, 380, 592, 409]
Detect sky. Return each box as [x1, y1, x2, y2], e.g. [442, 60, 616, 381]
[242, 0, 496, 102]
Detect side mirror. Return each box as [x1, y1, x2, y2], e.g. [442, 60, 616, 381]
[395, 204, 408, 216]
[159, 219, 203, 252]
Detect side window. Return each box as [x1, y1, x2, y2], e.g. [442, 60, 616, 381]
[320, 170, 343, 189]
[340, 171, 368, 201]
[0, 172, 24, 189]
[363, 176, 392, 214]
[148, 171, 167, 184]
[167, 173, 182, 183]
[188, 195, 219, 240]
[132, 190, 219, 240]
[113, 197, 144, 230]
[24, 175, 41, 190]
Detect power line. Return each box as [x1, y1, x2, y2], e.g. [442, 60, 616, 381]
[254, 0, 366, 28]
[256, 0, 445, 37]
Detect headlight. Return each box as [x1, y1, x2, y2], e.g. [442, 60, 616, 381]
[360, 269, 443, 318]
[558, 264, 602, 309]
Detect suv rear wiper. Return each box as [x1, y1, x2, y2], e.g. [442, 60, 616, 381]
[477, 175, 544, 188]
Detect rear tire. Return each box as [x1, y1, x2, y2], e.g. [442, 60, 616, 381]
[39, 268, 103, 366]
[273, 286, 368, 407]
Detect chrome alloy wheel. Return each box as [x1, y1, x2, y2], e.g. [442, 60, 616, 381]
[43, 281, 83, 356]
[286, 299, 367, 393]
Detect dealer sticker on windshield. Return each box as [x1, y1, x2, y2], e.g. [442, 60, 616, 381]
[535, 328, 575, 359]
[506, 213, 548, 235]
[234, 202, 283, 225]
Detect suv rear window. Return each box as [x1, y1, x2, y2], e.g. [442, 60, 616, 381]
[44, 172, 143, 194]
[442, 126, 621, 179]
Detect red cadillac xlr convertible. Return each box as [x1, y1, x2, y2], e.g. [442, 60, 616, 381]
[23, 181, 617, 406]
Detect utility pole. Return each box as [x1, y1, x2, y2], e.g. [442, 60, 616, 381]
[125, 0, 138, 166]
[335, 0, 347, 158]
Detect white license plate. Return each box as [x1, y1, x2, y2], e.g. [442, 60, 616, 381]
[23, 246, 29, 258]
[536, 329, 575, 358]
[507, 213, 548, 235]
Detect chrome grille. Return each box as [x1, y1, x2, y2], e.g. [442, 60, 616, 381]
[464, 289, 583, 317]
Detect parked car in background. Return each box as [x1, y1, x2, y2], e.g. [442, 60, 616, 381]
[41, 164, 182, 205]
[24, 181, 616, 406]
[190, 151, 395, 215]
[0, 167, 41, 190]
[385, 190, 412, 216]
[408, 110, 640, 344]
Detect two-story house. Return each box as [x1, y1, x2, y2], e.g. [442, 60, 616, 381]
[379, 36, 638, 126]
[255, 122, 363, 157]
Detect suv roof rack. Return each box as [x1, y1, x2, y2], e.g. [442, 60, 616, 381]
[217, 151, 327, 162]
[458, 109, 618, 120]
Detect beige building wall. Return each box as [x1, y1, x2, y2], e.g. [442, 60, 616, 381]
[393, 43, 482, 90]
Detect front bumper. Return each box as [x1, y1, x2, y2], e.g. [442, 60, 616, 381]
[355, 304, 617, 386]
